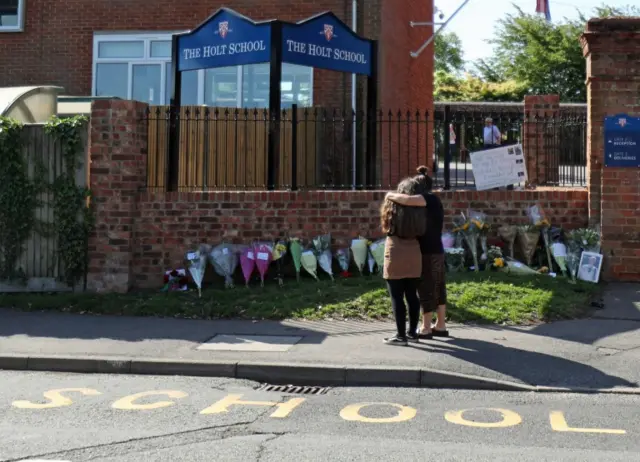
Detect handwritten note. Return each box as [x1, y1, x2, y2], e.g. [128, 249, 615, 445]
[222, 247, 229, 255]
[257, 252, 270, 261]
[470, 144, 528, 191]
[247, 251, 255, 260]
[187, 252, 197, 260]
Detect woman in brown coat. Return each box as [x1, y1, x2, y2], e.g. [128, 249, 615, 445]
[380, 177, 426, 346]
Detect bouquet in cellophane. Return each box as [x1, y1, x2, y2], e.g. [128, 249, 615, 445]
[444, 247, 465, 273]
[162, 268, 188, 292]
[209, 243, 238, 288]
[272, 239, 288, 287]
[185, 244, 209, 297]
[487, 245, 505, 271]
[549, 228, 568, 277]
[498, 225, 518, 259]
[451, 215, 466, 248]
[239, 246, 257, 287]
[369, 238, 385, 276]
[289, 238, 304, 282]
[335, 248, 352, 278]
[499, 257, 538, 275]
[253, 241, 274, 287]
[350, 237, 369, 276]
[468, 209, 490, 268]
[527, 204, 554, 271]
[459, 212, 480, 272]
[301, 248, 319, 281]
[517, 225, 540, 267]
[312, 234, 334, 281]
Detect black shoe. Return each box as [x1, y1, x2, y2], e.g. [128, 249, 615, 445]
[407, 333, 420, 343]
[383, 336, 408, 346]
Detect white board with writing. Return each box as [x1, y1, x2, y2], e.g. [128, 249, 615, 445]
[469, 144, 528, 191]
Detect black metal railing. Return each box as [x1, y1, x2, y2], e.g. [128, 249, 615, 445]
[143, 105, 587, 191]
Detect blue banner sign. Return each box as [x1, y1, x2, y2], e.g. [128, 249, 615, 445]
[282, 12, 373, 76]
[177, 8, 271, 72]
[604, 114, 640, 168]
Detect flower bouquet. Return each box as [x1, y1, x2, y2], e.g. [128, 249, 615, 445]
[209, 243, 238, 288]
[301, 249, 319, 281]
[312, 234, 334, 281]
[528, 204, 554, 271]
[517, 225, 540, 267]
[335, 248, 352, 278]
[253, 241, 274, 287]
[162, 268, 188, 292]
[369, 239, 386, 276]
[350, 237, 369, 276]
[499, 257, 538, 275]
[442, 232, 456, 250]
[451, 215, 466, 248]
[468, 209, 490, 265]
[487, 245, 504, 271]
[459, 213, 480, 272]
[444, 247, 465, 273]
[185, 245, 208, 297]
[550, 240, 568, 277]
[290, 238, 304, 282]
[568, 227, 601, 254]
[498, 225, 518, 259]
[565, 240, 582, 283]
[272, 239, 288, 287]
[239, 246, 257, 287]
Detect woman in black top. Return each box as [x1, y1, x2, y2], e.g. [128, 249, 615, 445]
[385, 166, 448, 339]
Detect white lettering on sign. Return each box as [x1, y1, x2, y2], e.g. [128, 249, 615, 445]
[286, 39, 367, 65]
[183, 40, 266, 61]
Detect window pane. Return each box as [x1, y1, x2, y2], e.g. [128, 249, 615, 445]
[205, 67, 238, 107]
[132, 64, 162, 105]
[150, 41, 171, 58]
[164, 62, 198, 105]
[0, 0, 19, 27]
[98, 41, 144, 59]
[282, 63, 312, 108]
[242, 64, 269, 109]
[95, 63, 128, 99]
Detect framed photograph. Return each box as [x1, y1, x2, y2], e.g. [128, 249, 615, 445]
[577, 251, 603, 283]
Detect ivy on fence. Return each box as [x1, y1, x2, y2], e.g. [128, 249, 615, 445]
[0, 115, 92, 286]
[45, 115, 94, 287]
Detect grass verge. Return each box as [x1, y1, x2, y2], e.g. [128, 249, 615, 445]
[0, 272, 602, 325]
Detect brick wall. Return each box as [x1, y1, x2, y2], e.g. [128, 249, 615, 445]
[524, 95, 560, 186]
[0, 0, 434, 115]
[131, 188, 587, 288]
[581, 18, 640, 281]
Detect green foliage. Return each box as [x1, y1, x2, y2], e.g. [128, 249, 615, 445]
[435, 32, 465, 75]
[0, 117, 42, 280]
[434, 70, 528, 102]
[44, 115, 93, 287]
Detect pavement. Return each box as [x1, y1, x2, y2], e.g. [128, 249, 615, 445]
[1, 283, 639, 393]
[2, 371, 640, 461]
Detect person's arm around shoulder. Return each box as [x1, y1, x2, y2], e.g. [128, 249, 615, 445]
[385, 192, 427, 207]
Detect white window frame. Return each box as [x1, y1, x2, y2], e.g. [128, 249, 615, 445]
[92, 32, 314, 107]
[0, 0, 26, 33]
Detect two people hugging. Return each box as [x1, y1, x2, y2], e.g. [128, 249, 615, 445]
[380, 166, 448, 346]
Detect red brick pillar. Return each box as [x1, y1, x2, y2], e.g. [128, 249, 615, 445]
[581, 18, 640, 281]
[523, 95, 560, 186]
[87, 100, 149, 292]
[379, 0, 434, 186]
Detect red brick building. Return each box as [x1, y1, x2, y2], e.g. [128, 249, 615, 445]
[0, 0, 434, 112]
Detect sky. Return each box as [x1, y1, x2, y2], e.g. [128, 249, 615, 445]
[443, 0, 623, 63]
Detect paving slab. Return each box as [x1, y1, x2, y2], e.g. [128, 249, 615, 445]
[197, 334, 302, 352]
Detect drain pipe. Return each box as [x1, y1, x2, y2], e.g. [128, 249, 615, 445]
[351, 0, 357, 189]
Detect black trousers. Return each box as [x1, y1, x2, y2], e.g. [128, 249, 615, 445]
[386, 278, 421, 338]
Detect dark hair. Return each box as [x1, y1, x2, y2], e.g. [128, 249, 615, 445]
[380, 177, 427, 238]
[414, 165, 433, 192]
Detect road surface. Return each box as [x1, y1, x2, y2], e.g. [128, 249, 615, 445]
[1, 371, 638, 461]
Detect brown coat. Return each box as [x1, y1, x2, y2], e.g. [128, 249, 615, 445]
[383, 236, 422, 280]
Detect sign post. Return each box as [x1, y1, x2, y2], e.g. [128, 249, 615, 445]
[168, 8, 378, 192]
[604, 114, 640, 168]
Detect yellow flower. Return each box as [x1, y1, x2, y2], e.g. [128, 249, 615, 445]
[538, 266, 549, 274]
[462, 223, 470, 231]
[472, 219, 483, 228]
[494, 258, 505, 268]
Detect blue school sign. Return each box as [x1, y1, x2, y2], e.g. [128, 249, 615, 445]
[282, 12, 373, 76]
[177, 9, 272, 72]
[604, 114, 640, 168]
[169, 8, 378, 192]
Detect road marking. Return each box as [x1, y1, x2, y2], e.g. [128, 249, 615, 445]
[445, 408, 522, 428]
[112, 390, 188, 410]
[340, 403, 417, 423]
[12, 388, 101, 409]
[549, 411, 626, 434]
[200, 393, 305, 418]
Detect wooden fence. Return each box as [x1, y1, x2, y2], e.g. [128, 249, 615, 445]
[146, 106, 327, 190]
[0, 124, 88, 292]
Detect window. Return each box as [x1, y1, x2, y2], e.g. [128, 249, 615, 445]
[0, 0, 26, 32]
[93, 33, 314, 107]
